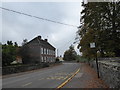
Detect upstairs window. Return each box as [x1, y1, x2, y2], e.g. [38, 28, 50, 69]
[44, 48, 46, 54]
[47, 49, 49, 55]
[41, 47, 43, 54]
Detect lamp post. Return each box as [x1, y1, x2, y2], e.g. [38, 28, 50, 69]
[90, 42, 100, 78]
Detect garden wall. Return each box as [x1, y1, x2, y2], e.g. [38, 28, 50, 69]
[2, 62, 61, 75]
[90, 57, 120, 88]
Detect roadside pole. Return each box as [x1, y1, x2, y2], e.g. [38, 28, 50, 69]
[90, 42, 100, 78]
[95, 50, 100, 78]
[57, 49, 59, 57]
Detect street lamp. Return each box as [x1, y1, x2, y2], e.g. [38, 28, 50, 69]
[90, 42, 100, 78]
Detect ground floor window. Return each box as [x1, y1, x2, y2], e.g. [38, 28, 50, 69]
[41, 56, 44, 62]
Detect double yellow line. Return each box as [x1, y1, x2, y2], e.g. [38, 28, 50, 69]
[56, 68, 80, 89]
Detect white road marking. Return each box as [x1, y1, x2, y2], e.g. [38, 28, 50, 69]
[22, 82, 32, 87]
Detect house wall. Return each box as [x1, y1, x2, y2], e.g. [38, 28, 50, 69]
[40, 44, 55, 63]
[23, 36, 56, 64]
[27, 39, 41, 64]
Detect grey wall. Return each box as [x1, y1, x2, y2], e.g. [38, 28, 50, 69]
[2, 64, 43, 75]
[27, 40, 41, 63]
[90, 57, 120, 88]
[2, 62, 62, 75]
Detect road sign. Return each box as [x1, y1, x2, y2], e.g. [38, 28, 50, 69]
[90, 42, 95, 48]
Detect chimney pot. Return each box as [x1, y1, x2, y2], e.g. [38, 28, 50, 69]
[38, 36, 41, 39]
[45, 39, 48, 42]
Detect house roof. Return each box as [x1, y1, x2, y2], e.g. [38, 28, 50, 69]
[24, 36, 56, 50]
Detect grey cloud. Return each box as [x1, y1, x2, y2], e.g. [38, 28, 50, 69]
[2, 2, 82, 55]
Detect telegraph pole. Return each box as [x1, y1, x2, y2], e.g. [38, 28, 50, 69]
[57, 49, 59, 57]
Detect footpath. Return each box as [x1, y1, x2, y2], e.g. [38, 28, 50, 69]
[63, 63, 108, 88]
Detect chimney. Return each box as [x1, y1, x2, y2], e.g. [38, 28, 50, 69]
[38, 36, 41, 39]
[45, 39, 48, 42]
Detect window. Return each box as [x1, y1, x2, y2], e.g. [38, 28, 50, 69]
[47, 49, 49, 55]
[47, 49, 49, 54]
[45, 48, 47, 54]
[52, 50, 53, 55]
[44, 48, 46, 54]
[41, 56, 44, 62]
[47, 50, 49, 55]
[44, 57, 46, 62]
[43, 48, 44, 54]
[50, 57, 52, 62]
[41, 48, 43, 54]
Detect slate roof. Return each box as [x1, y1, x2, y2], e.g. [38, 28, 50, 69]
[24, 36, 55, 50]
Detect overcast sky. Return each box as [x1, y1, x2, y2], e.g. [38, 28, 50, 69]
[1, 2, 83, 56]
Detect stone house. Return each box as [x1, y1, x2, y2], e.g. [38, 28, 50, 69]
[21, 36, 56, 64]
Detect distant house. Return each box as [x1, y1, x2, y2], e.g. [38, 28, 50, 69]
[16, 56, 22, 63]
[21, 36, 56, 64]
[58, 56, 64, 62]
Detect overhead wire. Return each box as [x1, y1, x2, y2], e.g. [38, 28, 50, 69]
[0, 7, 78, 28]
[57, 35, 76, 50]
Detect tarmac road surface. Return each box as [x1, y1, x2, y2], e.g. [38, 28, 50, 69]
[2, 62, 80, 88]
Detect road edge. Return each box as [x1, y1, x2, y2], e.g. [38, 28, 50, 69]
[2, 63, 62, 79]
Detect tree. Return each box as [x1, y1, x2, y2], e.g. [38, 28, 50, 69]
[14, 42, 18, 47]
[19, 44, 30, 64]
[7, 41, 13, 46]
[77, 1, 120, 58]
[63, 45, 77, 61]
[78, 29, 96, 59]
[2, 41, 18, 66]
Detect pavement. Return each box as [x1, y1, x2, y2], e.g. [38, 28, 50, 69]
[63, 63, 108, 88]
[2, 62, 80, 88]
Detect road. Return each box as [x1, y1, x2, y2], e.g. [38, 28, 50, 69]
[2, 62, 80, 88]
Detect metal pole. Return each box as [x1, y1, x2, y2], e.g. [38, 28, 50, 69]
[90, 42, 100, 78]
[57, 49, 59, 57]
[95, 51, 100, 78]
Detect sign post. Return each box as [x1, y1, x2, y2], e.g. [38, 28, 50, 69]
[90, 42, 100, 78]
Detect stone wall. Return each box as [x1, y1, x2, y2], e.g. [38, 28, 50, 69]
[89, 57, 120, 88]
[2, 62, 61, 75]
